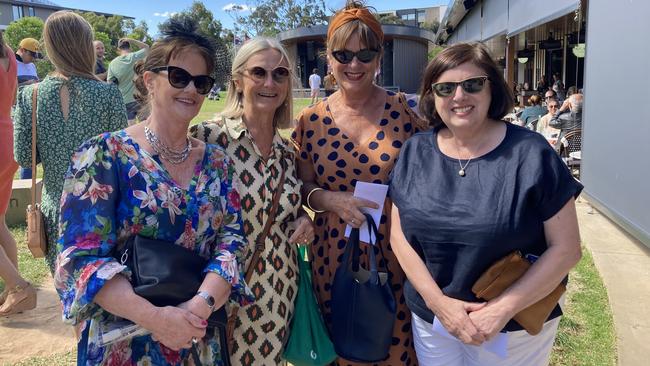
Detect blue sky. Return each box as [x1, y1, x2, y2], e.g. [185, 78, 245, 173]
[54, 0, 448, 35]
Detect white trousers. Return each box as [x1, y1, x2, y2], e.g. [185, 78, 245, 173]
[412, 312, 560, 366]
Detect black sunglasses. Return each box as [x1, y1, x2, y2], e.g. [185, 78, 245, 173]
[331, 49, 379, 64]
[244, 66, 290, 83]
[431, 76, 489, 97]
[150, 66, 215, 95]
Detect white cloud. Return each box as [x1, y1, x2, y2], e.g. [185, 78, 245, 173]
[222, 3, 251, 12]
[153, 11, 178, 17]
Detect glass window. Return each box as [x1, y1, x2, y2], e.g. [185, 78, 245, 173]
[28, 7, 35, 17]
[13, 5, 24, 20]
[401, 13, 415, 21]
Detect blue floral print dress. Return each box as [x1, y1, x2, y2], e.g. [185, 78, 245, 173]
[55, 130, 254, 366]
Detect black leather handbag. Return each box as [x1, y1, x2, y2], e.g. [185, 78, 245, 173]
[117, 235, 230, 366]
[330, 213, 396, 362]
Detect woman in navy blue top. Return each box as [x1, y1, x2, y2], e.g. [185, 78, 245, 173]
[389, 42, 582, 366]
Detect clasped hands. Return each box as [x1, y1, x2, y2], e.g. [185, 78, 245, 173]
[434, 296, 515, 346]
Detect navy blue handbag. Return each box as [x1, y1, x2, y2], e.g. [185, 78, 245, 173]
[330, 213, 396, 362]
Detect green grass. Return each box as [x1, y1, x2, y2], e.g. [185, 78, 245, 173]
[549, 246, 616, 366]
[0, 225, 50, 294]
[9, 351, 76, 366]
[190, 95, 313, 126]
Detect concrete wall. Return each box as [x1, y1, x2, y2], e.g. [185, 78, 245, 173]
[392, 38, 428, 93]
[581, 0, 650, 248]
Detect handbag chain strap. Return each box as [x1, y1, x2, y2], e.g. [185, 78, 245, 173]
[226, 154, 288, 347]
[30, 85, 39, 208]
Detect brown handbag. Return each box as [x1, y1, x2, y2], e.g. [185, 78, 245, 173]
[26, 85, 47, 258]
[471, 251, 565, 335]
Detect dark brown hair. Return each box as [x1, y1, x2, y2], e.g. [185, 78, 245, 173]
[0, 30, 6, 58]
[133, 18, 216, 119]
[419, 42, 514, 127]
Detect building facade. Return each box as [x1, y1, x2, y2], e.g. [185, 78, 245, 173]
[278, 24, 435, 93]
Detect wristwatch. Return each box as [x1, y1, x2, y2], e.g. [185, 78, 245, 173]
[195, 291, 215, 312]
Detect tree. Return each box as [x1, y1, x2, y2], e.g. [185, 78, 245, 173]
[3, 17, 44, 51]
[377, 13, 405, 25]
[228, 0, 328, 36]
[422, 20, 440, 35]
[78, 12, 127, 47]
[128, 20, 153, 45]
[169, 1, 225, 49]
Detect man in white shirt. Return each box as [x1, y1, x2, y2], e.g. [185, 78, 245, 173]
[309, 68, 321, 104]
[15, 38, 40, 87]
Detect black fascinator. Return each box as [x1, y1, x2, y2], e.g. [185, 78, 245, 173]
[158, 16, 216, 57]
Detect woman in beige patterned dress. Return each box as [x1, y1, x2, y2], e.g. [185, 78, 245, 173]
[191, 37, 314, 365]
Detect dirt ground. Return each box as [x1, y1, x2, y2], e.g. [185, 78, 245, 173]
[0, 277, 76, 364]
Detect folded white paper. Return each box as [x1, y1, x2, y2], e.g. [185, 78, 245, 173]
[343, 182, 388, 244]
[432, 317, 509, 359]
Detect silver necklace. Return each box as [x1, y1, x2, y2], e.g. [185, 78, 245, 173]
[457, 156, 472, 177]
[144, 125, 192, 164]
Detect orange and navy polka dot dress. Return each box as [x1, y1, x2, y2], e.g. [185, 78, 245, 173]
[292, 91, 428, 366]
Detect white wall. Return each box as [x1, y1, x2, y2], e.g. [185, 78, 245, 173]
[582, 1, 650, 247]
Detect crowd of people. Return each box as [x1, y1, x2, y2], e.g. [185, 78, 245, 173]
[0, 1, 583, 365]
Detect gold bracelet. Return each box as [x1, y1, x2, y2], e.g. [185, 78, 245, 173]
[306, 187, 326, 213]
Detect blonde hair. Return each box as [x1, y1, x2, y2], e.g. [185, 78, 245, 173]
[221, 37, 294, 129]
[43, 11, 96, 80]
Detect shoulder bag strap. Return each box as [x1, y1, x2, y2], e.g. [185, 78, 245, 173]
[30, 85, 39, 208]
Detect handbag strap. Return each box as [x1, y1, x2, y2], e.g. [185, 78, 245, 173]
[30, 85, 39, 208]
[347, 213, 391, 279]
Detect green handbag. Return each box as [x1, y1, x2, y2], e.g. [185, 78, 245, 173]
[283, 245, 337, 366]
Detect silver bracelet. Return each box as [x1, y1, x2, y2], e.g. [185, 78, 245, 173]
[306, 187, 326, 213]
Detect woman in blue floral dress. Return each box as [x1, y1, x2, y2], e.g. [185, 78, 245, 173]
[55, 19, 252, 365]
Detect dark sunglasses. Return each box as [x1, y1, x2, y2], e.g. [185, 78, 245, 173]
[431, 76, 489, 97]
[150, 66, 215, 95]
[245, 66, 290, 83]
[331, 49, 379, 64]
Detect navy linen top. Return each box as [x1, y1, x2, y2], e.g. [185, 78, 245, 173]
[390, 122, 583, 331]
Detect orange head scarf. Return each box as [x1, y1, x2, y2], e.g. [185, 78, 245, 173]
[327, 7, 384, 46]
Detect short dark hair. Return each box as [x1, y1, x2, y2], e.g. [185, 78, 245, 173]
[419, 42, 513, 127]
[313, 68, 318, 73]
[118, 40, 130, 50]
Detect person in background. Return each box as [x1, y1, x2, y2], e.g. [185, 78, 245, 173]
[15, 37, 42, 179]
[93, 40, 107, 81]
[309, 67, 321, 104]
[519, 94, 547, 129]
[292, 1, 428, 364]
[56, 17, 250, 365]
[15, 38, 40, 87]
[536, 76, 547, 94]
[390, 42, 582, 366]
[107, 37, 150, 123]
[323, 70, 337, 97]
[13, 11, 128, 274]
[537, 97, 561, 137]
[0, 27, 37, 317]
[191, 36, 315, 365]
[549, 90, 583, 150]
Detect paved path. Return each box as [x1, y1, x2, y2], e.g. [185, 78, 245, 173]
[0, 277, 76, 364]
[577, 198, 650, 366]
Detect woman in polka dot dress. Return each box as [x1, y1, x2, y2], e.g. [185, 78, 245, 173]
[291, 2, 428, 365]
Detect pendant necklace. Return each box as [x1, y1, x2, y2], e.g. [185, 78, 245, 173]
[457, 157, 471, 177]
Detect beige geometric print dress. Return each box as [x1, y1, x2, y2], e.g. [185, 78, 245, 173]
[191, 117, 301, 365]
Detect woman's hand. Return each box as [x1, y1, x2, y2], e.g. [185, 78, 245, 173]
[288, 215, 315, 245]
[468, 302, 514, 341]
[432, 296, 487, 345]
[147, 306, 207, 351]
[178, 296, 213, 322]
[324, 191, 379, 228]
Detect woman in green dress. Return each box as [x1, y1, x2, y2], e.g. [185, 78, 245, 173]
[13, 11, 128, 273]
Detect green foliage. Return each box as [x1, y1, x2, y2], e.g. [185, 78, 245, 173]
[127, 20, 154, 45]
[377, 13, 405, 25]
[78, 12, 126, 47]
[422, 20, 440, 34]
[3, 17, 44, 51]
[227, 0, 328, 36]
[428, 45, 445, 61]
[169, 1, 225, 48]
[35, 59, 55, 79]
